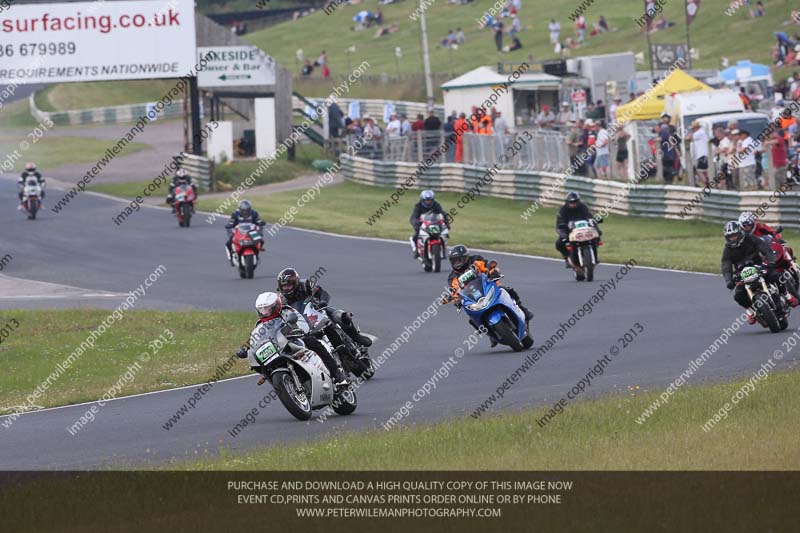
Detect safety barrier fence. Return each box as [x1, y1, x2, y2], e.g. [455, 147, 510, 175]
[341, 155, 800, 228]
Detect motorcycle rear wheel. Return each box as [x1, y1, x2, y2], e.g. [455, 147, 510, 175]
[331, 387, 357, 416]
[272, 370, 312, 420]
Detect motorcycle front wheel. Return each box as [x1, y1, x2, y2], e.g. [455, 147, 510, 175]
[493, 317, 524, 352]
[272, 370, 312, 420]
[431, 243, 442, 273]
[181, 203, 192, 227]
[754, 292, 781, 333]
[581, 246, 595, 282]
[331, 387, 357, 416]
[244, 255, 256, 279]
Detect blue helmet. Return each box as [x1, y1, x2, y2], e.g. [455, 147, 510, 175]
[421, 190, 435, 208]
[238, 199, 252, 217]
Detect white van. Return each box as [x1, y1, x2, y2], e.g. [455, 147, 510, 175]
[663, 89, 745, 136]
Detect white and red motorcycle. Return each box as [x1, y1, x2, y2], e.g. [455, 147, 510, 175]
[410, 212, 449, 273]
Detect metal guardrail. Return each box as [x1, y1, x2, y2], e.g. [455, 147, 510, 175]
[180, 153, 215, 192]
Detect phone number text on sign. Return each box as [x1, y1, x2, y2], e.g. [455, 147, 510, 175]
[0, 0, 196, 84]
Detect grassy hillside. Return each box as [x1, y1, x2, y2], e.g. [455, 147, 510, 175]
[39, 0, 796, 108]
[245, 0, 793, 81]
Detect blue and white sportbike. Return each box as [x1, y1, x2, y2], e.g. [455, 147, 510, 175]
[456, 267, 534, 352]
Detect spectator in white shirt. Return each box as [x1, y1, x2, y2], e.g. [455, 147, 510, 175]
[493, 111, 508, 135]
[556, 102, 574, 124]
[593, 121, 610, 178]
[686, 120, 710, 186]
[386, 114, 402, 138]
[735, 129, 759, 189]
[548, 19, 560, 44]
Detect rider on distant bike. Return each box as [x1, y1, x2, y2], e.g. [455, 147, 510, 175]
[410, 190, 448, 258]
[555, 191, 599, 268]
[236, 291, 349, 387]
[166, 169, 198, 212]
[225, 200, 266, 264]
[17, 162, 45, 204]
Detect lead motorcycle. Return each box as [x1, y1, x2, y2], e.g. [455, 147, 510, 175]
[20, 177, 43, 220]
[735, 263, 791, 333]
[410, 212, 449, 272]
[174, 182, 196, 227]
[245, 311, 357, 421]
[292, 299, 377, 380]
[565, 219, 602, 282]
[456, 266, 534, 352]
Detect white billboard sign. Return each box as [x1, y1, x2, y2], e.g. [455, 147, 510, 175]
[197, 46, 276, 87]
[0, 0, 197, 85]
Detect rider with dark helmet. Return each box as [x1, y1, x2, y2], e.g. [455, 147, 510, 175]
[225, 200, 266, 264]
[18, 162, 45, 202]
[410, 190, 448, 258]
[445, 245, 534, 345]
[276, 267, 373, 348]
[555, 191, 599, 267]
[721, 220, 785, 324]
[236, 291, 349, 387]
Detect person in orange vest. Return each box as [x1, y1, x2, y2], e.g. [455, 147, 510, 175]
[454, 113, 468, 163]
[478, 114, 493, 135]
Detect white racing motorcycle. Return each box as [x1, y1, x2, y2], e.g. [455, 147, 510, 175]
[246, 311, 357, 421]
[20, 177, 44, 220]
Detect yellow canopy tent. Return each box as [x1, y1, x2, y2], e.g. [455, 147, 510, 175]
[615, 69, 712, 124]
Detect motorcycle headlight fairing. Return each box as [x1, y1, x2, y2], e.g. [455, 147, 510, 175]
[467, 285, 496, 311]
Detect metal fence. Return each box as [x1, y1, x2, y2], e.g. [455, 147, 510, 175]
[179, 153, 215, 192]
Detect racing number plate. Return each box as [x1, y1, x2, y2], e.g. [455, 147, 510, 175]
[255, 340, 279, 364]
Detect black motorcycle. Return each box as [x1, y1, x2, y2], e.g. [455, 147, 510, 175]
[736, 263, 790, 333]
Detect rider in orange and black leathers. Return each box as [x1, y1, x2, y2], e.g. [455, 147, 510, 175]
[444, 245, 534, 323]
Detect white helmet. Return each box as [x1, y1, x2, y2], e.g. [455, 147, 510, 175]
[738, 211, 756, 231]
[255, 292, 282, 320]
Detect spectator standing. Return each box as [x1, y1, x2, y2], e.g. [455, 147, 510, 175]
[596, 100, 606, 120]
[575, 15, 586, 42]
[386, 113, 402, 139]
[583, 119, 597, 177]
[509, 15, 521, 36]
[767, 129, 789, 187]
[412, 114, 425, 131]
[568, 119, 584, 175]
[736, 129, 759, 189]
[657, 119, 678, 184]
[454, 113, 468, 163]
[444, 116, 456, 162]
[493, 20, 504, 51]
[712, 127, 734, 190]
[585, 102, 602, 120]
[615, 128, 630, 179]
[608, 97, 622, 127]
[424, 110, 442, 154]
[548, 19, 560, 45]
[594, 121, 610, 178]
[493, 111, 508, 136]
[557, 102, 574, 124]
[400, 114, 412, 137]
[328, 101, 344, 138]
[686, 120, 710, 186]
[536, 105, 556, 127]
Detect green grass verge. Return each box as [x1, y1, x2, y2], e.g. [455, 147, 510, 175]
[0, 99, 38, 130]
[34, 80, 178, 112]
[0, 134, 149, 172]
[0, 310, 252, 412]
[87, 180, 162, 199]
[186, 367, 800, 470]
[202, 181, 797, 274]
[215, 143, 327, 189]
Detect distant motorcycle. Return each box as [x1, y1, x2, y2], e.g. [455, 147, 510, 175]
[456, 266, 533, 352]
[565, 219, 602, 282]
[735, 264, 790, 333]
[173, 183, 196, 227]
[20, 177, 43, 220]
[410, 212, 449, 272]
[227, 222, 264, 279]
[295, 300, 376, 380]
[245, 311, 357, 421]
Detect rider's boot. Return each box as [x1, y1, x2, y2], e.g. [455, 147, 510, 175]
[746, 308, 757, 325]
[341, 313, 373, 347]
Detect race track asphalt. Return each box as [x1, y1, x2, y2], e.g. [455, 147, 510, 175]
[0, 176, 796, 469]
